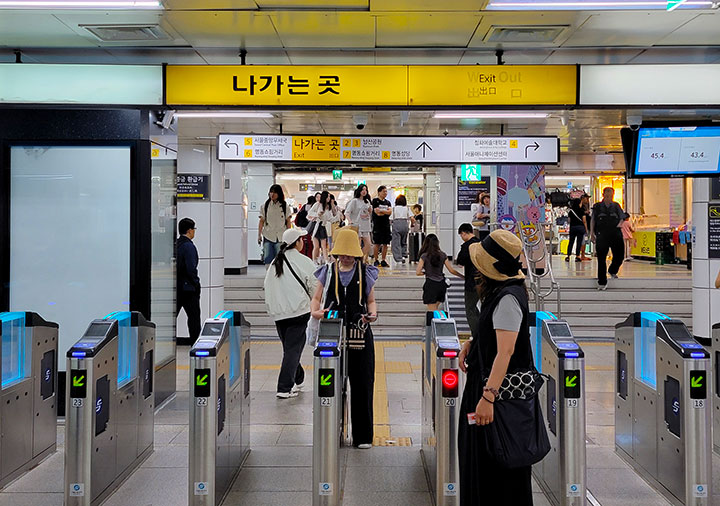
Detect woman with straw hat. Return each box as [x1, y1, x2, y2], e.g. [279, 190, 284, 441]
[310, 227, 379, 449]
[457, 229, 539, 505]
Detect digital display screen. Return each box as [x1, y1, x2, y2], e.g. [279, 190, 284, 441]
[319, 321, 342, 338]
[318, 368, 335, 397]
[547, 322, 572, 338]
[201, 322, 225, 337]
[690, 370, 707, 400]
[564, 369, 581, 399]
[85, 322, 111, 337]
[194, 368, 211, 397]
[434, 322, 457, 337]
[662, 321, 692, 341]
[633, 126, 720, 178]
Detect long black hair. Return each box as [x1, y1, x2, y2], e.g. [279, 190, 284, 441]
[475, 271, 527, 303]
[273, 238, 300, 277]
[418, 233, 445, 268]
[318, 190, 331, 211]
[354, 184, 371, 203]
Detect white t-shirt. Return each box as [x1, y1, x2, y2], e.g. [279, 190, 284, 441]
[345, 198, 373, 233]
[392, 205, 412, 220]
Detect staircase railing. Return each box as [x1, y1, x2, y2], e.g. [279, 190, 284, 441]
[520, 222, 561, 317]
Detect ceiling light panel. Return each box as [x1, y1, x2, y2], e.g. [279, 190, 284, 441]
[0, 0, 161, 7]
[434, 112, 550, 118]
[485, 0, 713, 9]
[485, 25, 568, 43]
[175, 112, 275, 118]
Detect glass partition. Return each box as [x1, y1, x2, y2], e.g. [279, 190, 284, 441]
[634, 312, 667, 390]
[1, 312, 29, 388]
[9, 146, 130, 365]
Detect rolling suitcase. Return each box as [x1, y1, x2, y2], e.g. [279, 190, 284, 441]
[409, 232, 424, 263]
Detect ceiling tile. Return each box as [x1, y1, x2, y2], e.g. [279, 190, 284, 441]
[376, 13, 482, 47]
[163, 0, 258, 9]
[369, 0, 482, 11]
[165, 11, 283, 47]
[270, 12, 375, 48]
[286, 50, 375, 64]
[562, 11, 698, 47]
[195, 47, 291, 64]
[0, 12, 96, 47]
[544, 48, 642, 64]
[659, 12, 720, 45]
[374, 49, 464, 64]
[255, 0, 368, 7]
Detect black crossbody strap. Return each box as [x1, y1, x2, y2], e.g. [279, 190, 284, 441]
[285, 260, 311, 299]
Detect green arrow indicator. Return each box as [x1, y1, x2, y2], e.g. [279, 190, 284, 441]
[196, 374, 209, 386]
[320, 374, 332, 386]
[565, 375, 577, 388]
[72, 375, 85, 387]
[691, 376, 704, 388]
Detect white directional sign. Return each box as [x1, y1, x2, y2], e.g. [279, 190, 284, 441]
[217, 134, 559, 164]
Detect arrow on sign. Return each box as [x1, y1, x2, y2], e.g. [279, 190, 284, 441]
[224, 139, 239, 156]
[565, 375, 578, 388]
[320, 374, 333, 386]
[691, 375, 704, 388]
[196, 374, 209, 386]
[524, 142, 540, 158]
[416, 141, 433, 158]
[72, 375, 85, 387]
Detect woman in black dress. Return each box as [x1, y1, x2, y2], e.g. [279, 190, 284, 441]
[457, 229, 536, 505]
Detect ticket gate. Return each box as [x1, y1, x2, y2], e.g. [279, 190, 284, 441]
[711, 322, 720, 454]
[615, 312, 712, 505]
[532, 314, 587, 506]
[64, 311, 155, 506]
[0, 312, 58, 488]
[189, 311, 251, 506]
[421, 311, 463, 505]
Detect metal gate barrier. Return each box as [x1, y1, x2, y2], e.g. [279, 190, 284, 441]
[312, 313, 346, 506]
[421, 311, 463, 505]
[711, 322, 720, 455]
[615, 312, 712, 505]
[189, 311, 251, 506]
[0, 312, 58, 488]
[532, 313, 587, 506]
[64, 311, 155, 506]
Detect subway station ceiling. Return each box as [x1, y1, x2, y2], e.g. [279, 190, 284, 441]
[1, 1, 720, 64]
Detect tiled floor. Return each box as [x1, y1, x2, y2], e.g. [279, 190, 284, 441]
[0, 337, 714, 505]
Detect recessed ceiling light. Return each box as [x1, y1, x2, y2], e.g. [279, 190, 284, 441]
[486, 1, 711, 9]
[0, 1, 161, 7]
[434, 112, 550, 119]
[175, 112, 274, 119]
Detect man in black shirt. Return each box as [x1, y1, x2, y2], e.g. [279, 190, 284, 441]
[371, 185, 392, 267]
[456, 223, 481, 340]
[591, 187, 625, 290]
[566, 198, 588, 262]
[176, 217, 201, 344]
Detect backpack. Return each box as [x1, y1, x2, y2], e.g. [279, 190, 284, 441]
[295, 204, 309, 228]
[593, 202, 622, 234]
[548, 190, 570, 208]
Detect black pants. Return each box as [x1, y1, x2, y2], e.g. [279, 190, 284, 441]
[275, 313, 309, 393]
[177, 290, 201, 344]
[464, 289, 481, 342]
[348, 330, 375, 446]
[567, 225, 586, 257]
[596, 231, 624, 286]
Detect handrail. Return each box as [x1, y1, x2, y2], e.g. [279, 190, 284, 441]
[520, 223, 561, 317]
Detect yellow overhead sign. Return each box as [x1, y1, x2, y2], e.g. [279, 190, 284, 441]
[408, 65, 577, 106]
[291, 136, 341, 161]
[166, 65, 577, 107]
[166, 65, 407, 106]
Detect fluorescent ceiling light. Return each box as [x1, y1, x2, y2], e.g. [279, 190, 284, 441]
[175, 112, 274, 119]
[486, 1, 712, 9]
[434, 112, 550, 119]
[0, 1, 161, 6]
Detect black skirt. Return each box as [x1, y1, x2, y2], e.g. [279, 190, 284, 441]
[422, 278, 447, 304]
[458, 368, 534, 506]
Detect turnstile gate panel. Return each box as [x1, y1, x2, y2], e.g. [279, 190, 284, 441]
[0, 312, 58, 488]
[421, 312, 463, 505]
[64, 312, 155, 506]
[711, 322, 720, 455]
[189, 311, 251, 506]
[313, 315, 344, 506]
[532, 314, 586, 506]
[615, 313, 712, 505]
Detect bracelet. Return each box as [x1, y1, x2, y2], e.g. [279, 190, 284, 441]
[482, 395, 495, 404]
[484, 386, 499, 399]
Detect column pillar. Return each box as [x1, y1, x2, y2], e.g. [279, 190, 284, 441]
[177, 144, 225, 340]
[691, 178, 719, 343]
[246, 163, 275, 263]
[437, 167, 456, 258]
[224, 162, 249, 274]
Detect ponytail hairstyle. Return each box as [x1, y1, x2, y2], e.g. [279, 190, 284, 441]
[273, 239, 300, 277]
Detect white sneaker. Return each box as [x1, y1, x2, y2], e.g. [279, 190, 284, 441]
[611, 274, 619, 279]
[597, 284, 608, 291]
[357, 443, 372, 449]
[292, 382, 304, 393]
[276, 391, 299, 399]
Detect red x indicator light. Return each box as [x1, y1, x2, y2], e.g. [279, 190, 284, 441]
[442, 369, 459, 397]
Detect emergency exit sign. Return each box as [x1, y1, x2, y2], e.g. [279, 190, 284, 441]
[332, 170, 343, 180]
[667, 0, 688, 11]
